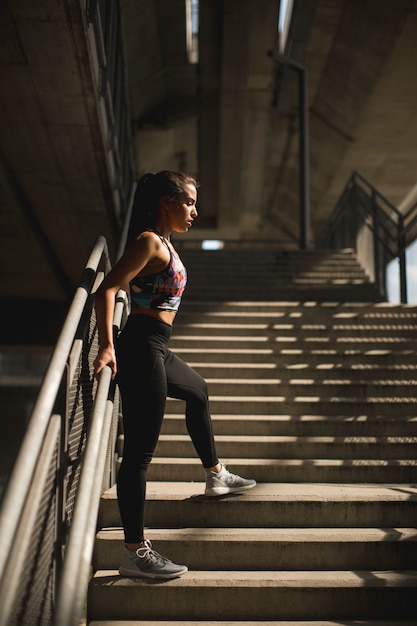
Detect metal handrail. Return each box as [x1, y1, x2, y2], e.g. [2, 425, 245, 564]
[85, 0, 133, 224]
[0, 236, 108, 571]
[54, 289, 127, 626]
[0, 236, 127, 626]
[318, 171, 417, 303]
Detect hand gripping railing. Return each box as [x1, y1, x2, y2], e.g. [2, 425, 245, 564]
[0, 236, 127, 626]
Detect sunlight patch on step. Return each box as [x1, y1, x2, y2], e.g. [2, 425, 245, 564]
[207, 378, 282, 385]
[304, 337, 331, 342]
[211, 396, 286, 402]
[272, 324, 295, 329]
[300, 325, 328, 330]
[187, 362, 277, 369]
[275, 336, 297, 342]
[333, 312, 359, 318]
[185, 323, 269, 329]
[310, 350, 338, 354]
[173, 348, 273, 354]
[174, 335, 268, 342]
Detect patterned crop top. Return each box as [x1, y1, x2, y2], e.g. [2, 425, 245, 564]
[129, 235, 187, 313]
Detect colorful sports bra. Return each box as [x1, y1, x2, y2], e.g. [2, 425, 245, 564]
[129, 232, 187, 313]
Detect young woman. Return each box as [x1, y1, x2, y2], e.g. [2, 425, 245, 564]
[94, 171, 256, 580]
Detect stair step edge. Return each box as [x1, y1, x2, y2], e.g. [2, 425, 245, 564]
[91, 568, 417, 587]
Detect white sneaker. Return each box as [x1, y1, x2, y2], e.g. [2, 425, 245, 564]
[119, 540, 188, 579]
[205, 463, 257, 497]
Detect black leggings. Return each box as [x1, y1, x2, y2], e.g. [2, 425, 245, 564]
[116, 314, 219, 543]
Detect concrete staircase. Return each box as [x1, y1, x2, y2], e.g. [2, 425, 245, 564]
[88, 248, 417, 625]
[180, 247, 384, 302]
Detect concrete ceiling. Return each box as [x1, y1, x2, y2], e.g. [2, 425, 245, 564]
[1, 0, 417, 341]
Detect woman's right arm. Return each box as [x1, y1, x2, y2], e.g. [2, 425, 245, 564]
[93, 283, 119, 378]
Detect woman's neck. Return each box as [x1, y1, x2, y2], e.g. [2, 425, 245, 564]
[153, 226, 171, 241]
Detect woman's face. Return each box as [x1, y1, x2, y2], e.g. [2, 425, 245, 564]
[168, 183, 198, 233]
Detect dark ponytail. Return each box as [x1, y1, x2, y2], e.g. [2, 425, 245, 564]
[126, 170, 198, 247]
[126, 173, 156, 247]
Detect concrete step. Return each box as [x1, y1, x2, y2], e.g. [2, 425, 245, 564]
[180, 249, 362, 262]
[184, 260, 368, 270]
[186, 270, 370, 279]
[186, 277, 371, 287]
[184, 284, 381, 294]
[89, 620, 415, 626]
[172, 348, 417, 366]
[184, 362, 417, 382]
[177, 311, 417, 326]
[180, 246, 358, 255]
[178, 301, 417, 315]
[183, 290, 383, 303]
[160, 413, 417, 437]
[187, 259, 368, 269]
[88, 569, 417, 621]
[173, 323, 417, 338]
[274, 351, 417, 366]
[169, 336, 417, 350]
[139, 457, 417, 484]
[119, 434, 417, 461]
[186, 253, 367, 262]
[187, 265, 369, 274]
[94, 527, 417, 571]
[98, 483, 417, 530]
[178, 309, 417, 327]
[179, 298, 417, 308]
[190, 255, 367, 262]
[188, 361, 417, 386]
[165, 396, 417, 417]
[202, 379, 417, 397]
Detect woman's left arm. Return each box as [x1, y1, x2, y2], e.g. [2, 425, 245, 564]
[93, 234, 160, 378]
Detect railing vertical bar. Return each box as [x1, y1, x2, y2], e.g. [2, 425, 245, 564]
[54, 364, 69, 592]
[54, 367, 114, 626]
[0, 415, 61, 626]
[399, 215, 408, 303]
[371, 190, 381, 296]
[399, 251, 408, 304]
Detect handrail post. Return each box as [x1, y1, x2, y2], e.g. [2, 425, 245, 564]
[54, 365, 69, 591]
[398, 214, 408, 303]
[371, 189, 382, 297]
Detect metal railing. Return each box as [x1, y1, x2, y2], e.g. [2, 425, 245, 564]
[318, 170, 417, 303]
[0, 236, 128, 626]
[85, 0, 134, 224]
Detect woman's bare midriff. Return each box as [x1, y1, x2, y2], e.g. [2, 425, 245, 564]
[130, 307, 177, 326]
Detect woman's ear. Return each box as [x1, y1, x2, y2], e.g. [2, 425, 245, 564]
[160, 195, 173, 210]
